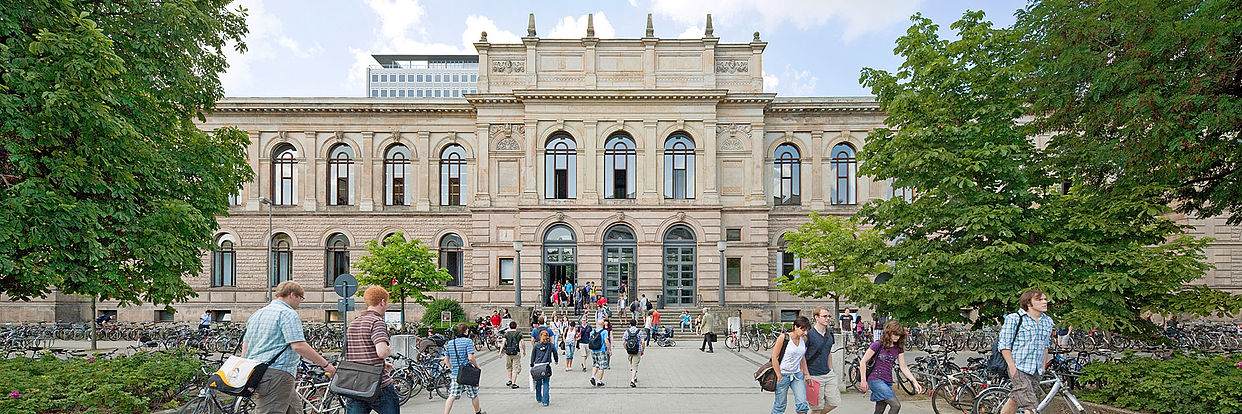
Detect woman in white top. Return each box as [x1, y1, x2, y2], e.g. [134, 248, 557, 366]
[769, 316, 813, 414]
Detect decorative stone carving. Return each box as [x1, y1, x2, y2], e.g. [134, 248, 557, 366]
[676, 211, 686, 221]
[490, 124, 525, 151]
[716, 124, 751, 151]
[555, 211, 565, 222]
[715, 60, 748, 74]
[492, 60, 525, 73]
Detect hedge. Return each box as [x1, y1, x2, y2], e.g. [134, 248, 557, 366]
[0, 349, 203, 414]
[1078, 353, 1242, 414]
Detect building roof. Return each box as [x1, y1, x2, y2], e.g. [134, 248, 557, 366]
[371, 54, 479, 66]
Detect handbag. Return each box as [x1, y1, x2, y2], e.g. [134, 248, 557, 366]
[452, 339, 481, 386]
[531, 363, 552, 381]
[208, 325, 288, 397]
[753, 334, 789, 392]
[986, 312, 1024, 377]
[329, 322, 385, 402]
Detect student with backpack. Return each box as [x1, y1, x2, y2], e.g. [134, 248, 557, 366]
[769, 316, 813, 414]
[997, 289, 1054, 414]
[529, 330, 558, 407]
[622, 318, 646, 388]
[858, 321, 922, 414]
[576, 317, 593, 371]
[499, 321, 524, 389]
[588, 318, 612, 387]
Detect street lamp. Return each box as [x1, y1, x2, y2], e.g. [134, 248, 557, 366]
[717, 240, 727, 306]
[513, 241, 523, 307]
[260, 197, 273, 303]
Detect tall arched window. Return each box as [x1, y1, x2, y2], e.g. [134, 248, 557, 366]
[544, 134, 577, 199]
[440, 145, 467, 206]
[384, 144, 411, 206]
[271, 144, 298, 205]
[271, 233, 293, 286]
[602, 225, 636, 303]
[542, 225, 577, 306]
[211, 235, 236, 287]
[439, 234, 463, 286]
[773, 144, 801, 205]
[325, 233, 350, 287]
[604, 134, 636, 199]
[664, 134, 695, 199]
[830, 143, 857, 205]
[327, 144, 355, 206]
[662, 225, 697, 306]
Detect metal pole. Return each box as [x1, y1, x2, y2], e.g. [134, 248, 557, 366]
[515, 250, 522, 307]
[719, 249, 726, 306]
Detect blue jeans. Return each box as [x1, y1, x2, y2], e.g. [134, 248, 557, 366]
[344, 383, 400, 414]
[565, 343, 576, 360]
[772, 372, 809, 414]
[534, 378, 550, 405]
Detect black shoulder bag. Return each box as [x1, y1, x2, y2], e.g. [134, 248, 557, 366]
[753, 333, 789, 392]
[329, 319, 385, 402]
[453, 339, 482, 386]
[986, 312, 1024, 377]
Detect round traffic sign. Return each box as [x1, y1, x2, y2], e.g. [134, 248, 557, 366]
[334, 273, 358, 297]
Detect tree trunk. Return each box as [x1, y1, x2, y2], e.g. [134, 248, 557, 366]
[90, 296, 97, 351]
[400, 286, 407, 331]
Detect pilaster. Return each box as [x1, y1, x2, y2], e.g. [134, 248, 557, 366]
[702, 120, 719, 204]
[640, 120, 660, 203]
[359, 131, 374, 211]
[247, 131, 262, 211]
[582, 120, 599, 203]
[301, 131, 318, 211]
[473, 124, 491, 207]
[749, 123, 766, 206]
[416, 131, 431, 211]
[810, 130, 826, 210]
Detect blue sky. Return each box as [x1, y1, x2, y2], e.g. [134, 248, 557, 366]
[221, 0, 1028, 98]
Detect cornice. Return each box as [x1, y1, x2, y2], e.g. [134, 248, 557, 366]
[766, 97, 882, 113]
[510, 89, 729, 101]
[210, 98, 476, 114]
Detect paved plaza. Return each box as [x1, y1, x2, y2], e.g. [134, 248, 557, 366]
[402, 342, 935, 414]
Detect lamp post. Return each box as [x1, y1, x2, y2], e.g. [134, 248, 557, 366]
[260, 197, 273, 303]
[717, 240, 727, 306]
[513, 241, 523, 307]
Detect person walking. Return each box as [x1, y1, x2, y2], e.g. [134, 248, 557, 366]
[239, 281, 337, 414]
[199, 311, 212, 334]
[807, 306, 842, 414]
[699, 308, 719, 353]
[588, 318, 612, 387]
[999, 289, 1054, 414]
[341, 286, 399, 414]
[769, 316, 813, 414]
[563, 320, 579, 371]
[499, 321, 524, 389]
[622, 318, 645, 388]
[858, 321, 922, 414]
[442, 323, 486, 414]
[646, 309, 661, 347]
[577, 316, 593, 371]
[618, 282, 629, 318]
[530, 330, 559, 406]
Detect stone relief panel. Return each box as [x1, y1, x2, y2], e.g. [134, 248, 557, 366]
[491, 60, 525, 73]
[716, 123, 751, 152]
[715, 60, 749, 74]
[490, 124, 525, 152]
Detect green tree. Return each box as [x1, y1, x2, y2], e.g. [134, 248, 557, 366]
[778, 213, 888, 322]
[854, 11, 1240, 335]
[353, 233, 453, 326]
[1019, 0, 1242, 225]
[0, 1, 251, 311]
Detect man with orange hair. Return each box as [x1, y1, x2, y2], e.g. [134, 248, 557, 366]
[341, 286, 397, 413]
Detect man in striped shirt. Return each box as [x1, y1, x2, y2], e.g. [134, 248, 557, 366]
[999, 289, 1055, 414]
[341, 286, 397, 413]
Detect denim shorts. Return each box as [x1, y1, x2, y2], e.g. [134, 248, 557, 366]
[868, 379, 896, 402]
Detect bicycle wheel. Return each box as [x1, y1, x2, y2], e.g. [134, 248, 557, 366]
[845, 362, 861, 390]
[739, 332, 752, 349]
[972, 387, 1011, 414]
[178, 396, 223, 414]
[725, 335, 739, 351]
[662, 338, 675, 347]
[930, 382, 955, 414]
[897, 370, 917, 395]
[392, 375, 415, 406]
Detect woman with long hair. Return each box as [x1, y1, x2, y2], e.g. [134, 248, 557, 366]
[858, 321, 923, 414]
[769, 316, 813, 414]
[530, 329, 558, 406]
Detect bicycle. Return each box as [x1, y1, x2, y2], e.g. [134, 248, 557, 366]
[972, 371, 1085, 414]
[178, 354, 253, 414]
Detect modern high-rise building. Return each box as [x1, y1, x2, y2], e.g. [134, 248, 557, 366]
[367, 55, 479, 98]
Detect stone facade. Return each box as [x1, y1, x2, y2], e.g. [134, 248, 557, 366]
[5, 19, 1238, 323]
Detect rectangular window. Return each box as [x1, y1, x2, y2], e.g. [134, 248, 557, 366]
[780, 310, 800, 323]
[435, 74, 441, 82]
[612, 169, 627, 199]
[726, 228, 742, 242]
[210, 310, 232, 322]
[435, 90, 441, 97]
[554, 170, 569, 199]
[371, 74, 379, 83]
[380, 90, 387, 97]
[381, 74, 387, 82]
[417, 90, 424, 97]
[155, 310, 175, 322]
[399, 74, 406, 82]
[371, 89, 378, 97]
[471, 74, 477, 82]
[726, 257, 742, 285]
[781, 251, 796, 280]
[452, 74, 459, 82]
[326, 310, 344, 322]
[499, 258, 514, 285]
[447, 176, 460, 205]
[398, 90, 405, 97]
[452, 90, 459, 97]
[417, 74, 423, 82]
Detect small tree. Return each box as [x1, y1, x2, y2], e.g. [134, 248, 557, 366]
[779, 213, 888, 325]
[353, 233, 453, 326]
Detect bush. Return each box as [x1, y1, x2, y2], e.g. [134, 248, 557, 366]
[0, 349, 204, 414]
[421, 298, 466, 329]
[1078, 353, 1242, 414]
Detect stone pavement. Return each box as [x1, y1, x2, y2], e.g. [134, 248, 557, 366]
[401, 342, 934, 414]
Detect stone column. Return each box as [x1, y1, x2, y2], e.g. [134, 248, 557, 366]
[702, 121, 719, 204]
[522, 120, 539, 203]
[247, 131, 263, 211]
[810, 130, 826, 210]
[416, 131, 431, 211]
[473, 125, 491, 207]
[302, 131, 318, 211]
[582, 120, 599, 203]
[640, 120, 660, 203]
[359, 131, 374, 211]
[749, 123, 766, 206]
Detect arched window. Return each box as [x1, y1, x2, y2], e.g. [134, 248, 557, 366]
[773, 144, 801, 205]
[830, 143, 857, 205]
[325, 233, 350, 287]
[440, 145, 467, 206]
[439, 234, 463, 286]
[664, 134, 695, 199]
[544, 134, 577, 199]
[604, 134, 636, 199]
[211, 235, 236, 287]
[271, 233, 293, 286]
[603, 225, 636, 303]
[778, 234, 802, 281]
[381, 232, 405, 246]
[384, 144, 411, 206]
[890, 179, 914, 202]
[662, 225, 697, 306]
[327, 144, 355, 206]
[271, 144, 298, 205]
[542, 225, 577, 306]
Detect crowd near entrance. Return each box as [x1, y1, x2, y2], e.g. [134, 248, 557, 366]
[538, 223, 700, 308]
[542, 225, 577, 306]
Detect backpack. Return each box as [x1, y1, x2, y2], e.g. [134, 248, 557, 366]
[503, 332, 520, 355]
[754, 334, 788, 392]
[645, 300, 653, 311]
[625, 329, 641, 354]
[588, 329, 604, 351]
[987, 313, 1024, 377]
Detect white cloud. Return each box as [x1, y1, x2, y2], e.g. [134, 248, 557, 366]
[547, 12, 616, 39]
[364, 0, 427, 40]
[463, 15, 522, 47]
[763, 72, 779, 91]
[771, 64, 817, 96]
[677, 25, 703, 39]
[346, 0, 472, 93]
[648, 0, 922, 42]
[222, 0, 322, 94]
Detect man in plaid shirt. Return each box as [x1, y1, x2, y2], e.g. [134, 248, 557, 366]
[240, 281, 337, 414]
[998, 289, 1054, 414]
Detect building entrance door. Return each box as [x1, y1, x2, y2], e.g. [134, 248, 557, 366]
[604, 246, 635, 305]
